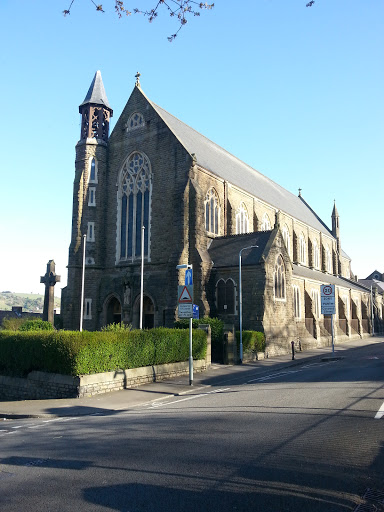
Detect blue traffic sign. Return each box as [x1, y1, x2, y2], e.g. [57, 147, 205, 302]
[185, 269, 193, 285]
[193, 304, 199, 319]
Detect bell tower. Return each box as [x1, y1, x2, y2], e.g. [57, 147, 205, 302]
[63, 71, 113, 330]
[79, 70, 113, 141]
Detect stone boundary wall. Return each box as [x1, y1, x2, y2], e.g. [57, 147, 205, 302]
[0, 359, 208, 401]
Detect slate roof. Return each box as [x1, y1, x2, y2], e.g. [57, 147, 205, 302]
[149, 100, 334, 238]
[79, 70, 112, 111]
[292, 264, 369, 293]
[208, 231, 272, 268]
[358, 279, 384, 294]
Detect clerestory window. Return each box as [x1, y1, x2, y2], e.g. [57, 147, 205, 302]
[282, 225, 291, 255]
[261, 213, 272, 231]
[236, 203, 249, 234]
[205, 188, 220, 235]
[118, 151, 152, 262]
[299, 233, 306, 265]
[313, 239, 320, 269]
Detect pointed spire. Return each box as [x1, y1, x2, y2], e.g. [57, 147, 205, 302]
[79, 70, 112, 112]
[332, 199, 339, 219]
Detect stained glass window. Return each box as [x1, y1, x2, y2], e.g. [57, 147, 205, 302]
[119, 151, 151, 261]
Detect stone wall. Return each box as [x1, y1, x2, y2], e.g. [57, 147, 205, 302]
[0, 359, 208, 401]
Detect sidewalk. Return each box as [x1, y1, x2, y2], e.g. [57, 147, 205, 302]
[1, 336, 382, 420]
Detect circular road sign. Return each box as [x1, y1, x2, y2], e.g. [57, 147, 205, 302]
[323, 285, 333, 295]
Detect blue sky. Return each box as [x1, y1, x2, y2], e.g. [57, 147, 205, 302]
[0, 0, 383, 296]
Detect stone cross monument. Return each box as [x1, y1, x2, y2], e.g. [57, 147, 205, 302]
[40, 260, 61, 325]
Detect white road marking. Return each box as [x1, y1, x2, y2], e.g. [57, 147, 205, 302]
[150, 388, 231, 408]
[374, 401, 384, 419]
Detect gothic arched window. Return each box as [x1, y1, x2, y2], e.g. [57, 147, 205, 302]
[89, 157, 98, 183]
[118, 151, 152, 261]
[261, 213, 271, 231]
[313, 239, 320, 269]
[274, 255, 286, 300]
[299, 234, 306, 265]
[282, 225, 290, 255]
[205, 188, 220, 235]
[236, 203, 249, 234]
[326, 247, 332, 273]
[127, 112, 145, 131]
[216, 278, 236, 314]
[293, 285, 301, 318]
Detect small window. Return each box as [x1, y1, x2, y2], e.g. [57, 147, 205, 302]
[274, 255, 286, 300]
[88, 187, 96, 206]
[87, 222, 95, 242]
[89, 158, 98, 183]
[293, 285, 301, 318]
[127, 112, 145, 131]
[83, 298, 92, 319]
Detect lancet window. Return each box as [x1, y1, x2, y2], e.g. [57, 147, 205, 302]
[313, 239, 320, 269]
[205, 188, 220, 235]
[293, 285, 301, 318]
[118, 152, 152, 261]
[282, 225, 291, 255]
[261, 213, 271, 231]
[236, 203, 249, 234]
[299, 234, 306, 265]
[216, 279, 236, 314]
[274, 255, 286, 300]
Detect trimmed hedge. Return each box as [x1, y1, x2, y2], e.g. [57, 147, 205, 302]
[174, 317, 224, 362]
[0, 328, 207, 377]
[19, 319, 54, 331]
[235, 330, 265, 354]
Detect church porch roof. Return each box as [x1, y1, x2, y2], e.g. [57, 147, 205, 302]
[208, 231, 272, 269]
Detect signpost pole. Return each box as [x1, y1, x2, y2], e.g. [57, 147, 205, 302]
[176, 264, 193, 386]
[189, 315, 193, 385]
[321, 284, 336, 356]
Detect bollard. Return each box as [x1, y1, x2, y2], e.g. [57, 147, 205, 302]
[291, 340, 295, 360]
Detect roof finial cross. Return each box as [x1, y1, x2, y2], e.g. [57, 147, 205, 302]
[298, 188, 302, 197]
[135, 72, 141, 87]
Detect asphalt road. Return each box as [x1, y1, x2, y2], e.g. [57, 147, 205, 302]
[1, 343, 383, 512]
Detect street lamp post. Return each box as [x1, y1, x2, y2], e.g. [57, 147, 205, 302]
[80, 234, 87, 332]
[140, 225, 145, 330]
[239, 245, 258, 363]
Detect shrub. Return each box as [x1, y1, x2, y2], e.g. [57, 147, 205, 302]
[174, 316, 224, 361]
[19, 319, 54, 331]
[1, 317, 25, 331]
[0, 327, 207, 377]
[235, 330, 265, 354]
[101, 322, 132, 332]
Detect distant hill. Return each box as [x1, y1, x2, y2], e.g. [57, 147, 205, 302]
[0, 291, 61, 313]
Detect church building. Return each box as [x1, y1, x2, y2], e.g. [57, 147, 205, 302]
[61, 71, 382, 355]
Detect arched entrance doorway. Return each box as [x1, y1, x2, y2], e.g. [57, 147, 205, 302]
[106, 296, 122, 325]
[132, 295, 155, 329]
